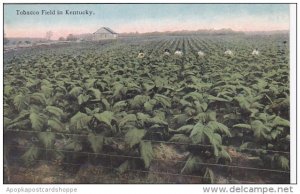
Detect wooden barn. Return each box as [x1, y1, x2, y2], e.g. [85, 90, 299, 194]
[92, 27, 118, 40]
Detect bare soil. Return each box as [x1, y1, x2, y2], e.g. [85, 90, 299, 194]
[4, 144, 289, 184]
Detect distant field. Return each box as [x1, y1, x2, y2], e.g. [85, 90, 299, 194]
[4, 34, 290, 183]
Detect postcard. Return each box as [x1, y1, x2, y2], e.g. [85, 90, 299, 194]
[3, 3, 295, 185]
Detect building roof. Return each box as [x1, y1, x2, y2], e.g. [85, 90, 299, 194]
[93, 27, 118, 34]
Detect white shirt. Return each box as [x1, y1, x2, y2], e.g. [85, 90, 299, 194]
[225, 50, 233, 55]
[174, 50, 183, 56]
[252, 50, 259, 55]
[198, 51, 205, 56]
[137, 53, 145, 58]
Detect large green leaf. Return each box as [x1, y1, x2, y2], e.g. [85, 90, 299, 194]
[70, 112, 92, 131]
[276, 156, 289, 170]
[173, 114, 189, 126]
[179, 99, 192, 107]
[119, 114, 137, 128]
[194, 111, 217, 123]
[218, 147, 232, 163]
[195, 102, 208, 112]
[207, 121, 231, 137]
[234, 96, 251, 111]
[250, 120, 271, 140]
[112, 100, 127, 112]
[153, 94, 171, 108]
[29, 112, 45, 131]
[41, 85, 53, 98]
[77, 94, 90, 105]
[112, 83, 126, 99]
[94, 111, 115, 128]
[130, 95, 150, 109]
[210, 133, 222, 157]
[125, 128, 146, 148]
[30, 93, 47, 105]
[101, 98, 111, 111]
[144, 99, 156, 112]
[48, 118, 65, 132]
[190, 123, 206, 144]
[139, 141, 153, 168]
[194, 112, 208, 123]
[4, 85, 14, 96]
[69, 86, 83, 97]
[142, 82, 155, 92]
[84, 79, 97, 88]
[136, 112, 151, 126]
[46, 106, 64, 118]
[190, 122, 222, 156]
[272, 116, 290, 127]
[88, 88, 102, 99]
[13, 94, 27, 111]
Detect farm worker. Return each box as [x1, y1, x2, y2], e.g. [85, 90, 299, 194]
[197, 50, 205, 57]
[174, 48, 183, 56]
[252, 48, 259, 55]
[224, 49, 233, 56]
[164, 49, 171, 56]
[137, 50, 145, 58]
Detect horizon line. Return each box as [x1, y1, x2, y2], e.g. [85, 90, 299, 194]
[6, 28, 290, 39]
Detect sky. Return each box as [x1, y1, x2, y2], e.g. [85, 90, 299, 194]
[4, 4, 290, 39]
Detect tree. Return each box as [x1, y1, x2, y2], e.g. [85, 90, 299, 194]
[45, 31, 53, 40]
[66, 34, 77, 41]
[58, 37, 65, 41]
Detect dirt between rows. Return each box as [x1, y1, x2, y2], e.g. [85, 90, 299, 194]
[4, 143, 289, 184]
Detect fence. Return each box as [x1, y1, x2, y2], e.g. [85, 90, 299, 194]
[4, 129, 290, 184]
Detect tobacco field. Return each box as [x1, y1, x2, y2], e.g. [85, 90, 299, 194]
[3, 34, 290, 183]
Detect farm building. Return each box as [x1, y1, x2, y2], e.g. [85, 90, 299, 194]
[92, 27, 118, 40]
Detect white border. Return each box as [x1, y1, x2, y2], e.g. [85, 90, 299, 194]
[290, 3, 297, 184]
[0, 0, 298, 3]
[0, 0, 4, 189]
[0, 1, 298, 194]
